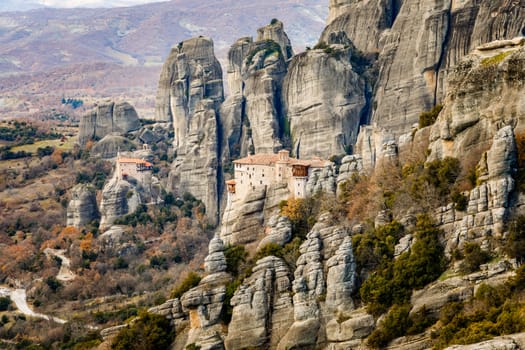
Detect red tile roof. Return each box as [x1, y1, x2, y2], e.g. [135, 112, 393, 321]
[118, 157, 152, 167]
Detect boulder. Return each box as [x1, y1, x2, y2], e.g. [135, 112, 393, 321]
[257, 215, 292, 251]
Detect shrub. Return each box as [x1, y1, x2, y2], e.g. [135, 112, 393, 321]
[418, 104, 443, 128]
[149, 255, 168, 270]
[459, 242, 491, 274]
[0, 296, 11, 311]
[111, 312, 174, 350]
[367, 304, 411, 348]
[451, 191, 468, 211]
[45, 276, 62, 291]
[360, 215, 446, 316]
[481, 51, 513, 67]
[224, 245, 248, 277]
[255, 243, 284, 260]
[505, 215, 525, 263]
[171, 272, 201, 299]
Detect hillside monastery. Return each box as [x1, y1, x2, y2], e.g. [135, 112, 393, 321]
[226, 150, 331, 200]
[115, 153, 153, 184]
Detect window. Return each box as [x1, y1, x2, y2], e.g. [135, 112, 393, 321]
[260, 180, 262, 184]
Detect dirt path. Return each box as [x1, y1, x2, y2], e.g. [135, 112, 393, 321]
[44, 248, 76, 282]
[0, 287, 66, 324]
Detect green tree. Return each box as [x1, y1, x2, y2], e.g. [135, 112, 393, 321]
[111, 312, 174, 350]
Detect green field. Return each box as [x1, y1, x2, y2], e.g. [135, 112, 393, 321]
[10, 136, 78, 153]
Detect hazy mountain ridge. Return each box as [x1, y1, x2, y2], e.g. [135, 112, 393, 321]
[0, 0, 326, 119]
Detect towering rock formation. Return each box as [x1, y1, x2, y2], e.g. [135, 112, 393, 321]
[283, 33, 366, 158]
[66, 184, 99, 228]
[225, 256, 294, 349]
[220, 20, 291, 163]
[322, 0, 398, 53]
[321, 0, 525, 136]
[429, 40, 525, 160]
[371, 0, 451, 135]
[428, 42, 524, 253]
[256, 19, 294, 61]
[155, 37, 224, 224]
[79, 101, 141, 146]
[180, 234, 231, 350]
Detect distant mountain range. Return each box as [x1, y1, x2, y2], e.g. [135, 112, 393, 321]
[0, 0, 327, 119]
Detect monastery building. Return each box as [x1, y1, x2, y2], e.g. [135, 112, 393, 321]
[116, 153, 153, 184]
[226, 150, 331, 201]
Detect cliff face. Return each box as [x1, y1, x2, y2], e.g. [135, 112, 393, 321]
[220, 20, 291, 164]
[156, 37, 224, 224]
[78, 101, 141, 146]
[154, 37, 223, 126]
[66, 184, 99, 228]
[430, 40, 525, 160]
[283, 39, 366, 158]
[322, 0, 397, 53]
[322, 0, 525, 136]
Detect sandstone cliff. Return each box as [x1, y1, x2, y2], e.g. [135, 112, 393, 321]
[78, 101, 141, 146]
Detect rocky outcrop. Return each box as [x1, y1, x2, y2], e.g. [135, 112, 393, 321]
[66, 184, 99, 228]
[355, 125, 397, 171]
[306, 164, 337, 195]
[220, 183, 289, 246]
[278, 229, 324, 349]
[225, 256, 293, 349]
[180, 235, 231, 350]
[79, 101, 141, 146]
[429, 43, 525, 161]
[332, 1, 525, 136]
[154, 36, 223, 125]
[90, 134, 135, 159]
[323, 0, 397, 53]
[436, 126, 517, 253]
[99, 177, 141, 231]
[443, 333, 525, 350]
[283, 41, 366, 159]
[325, 235, 356, 313]
[370, 0, 450, 135]
[256, 19, 294, 61]
[158, 37, 224, 225]
[257, 215, 293, 251]
[98, 225, 141, 257]
[168, 99, 220, 225]
[278, 215, 355, 349]
[204, 234, 227, 274]
[427, 44, 524, 253]
[336, 154, 364, 188]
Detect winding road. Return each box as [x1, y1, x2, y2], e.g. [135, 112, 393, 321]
[43, 248, 76, 282]
[0, 287, 66, 324]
